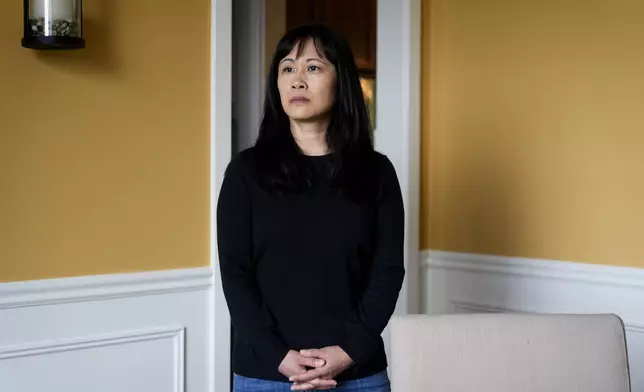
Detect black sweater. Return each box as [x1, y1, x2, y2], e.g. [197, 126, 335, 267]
[216, 147, 405, 382]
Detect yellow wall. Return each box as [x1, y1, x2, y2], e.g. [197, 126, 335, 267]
[422, 0, 644, 268]
[0, 0, 211, 282]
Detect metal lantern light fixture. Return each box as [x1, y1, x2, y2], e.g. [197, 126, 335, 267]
[22, 0, 85, 50]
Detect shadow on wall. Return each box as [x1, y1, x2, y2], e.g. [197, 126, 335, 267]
[33, 0, 119, 75]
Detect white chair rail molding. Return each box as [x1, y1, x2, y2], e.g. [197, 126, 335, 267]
[0, 267, 213, 392]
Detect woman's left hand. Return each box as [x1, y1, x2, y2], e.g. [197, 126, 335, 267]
[289, 346, 354, 390]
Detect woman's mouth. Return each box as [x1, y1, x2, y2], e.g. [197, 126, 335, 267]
[290, 96, 310, 103]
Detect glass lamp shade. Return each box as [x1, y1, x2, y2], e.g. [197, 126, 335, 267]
[22, 0, 85, 49]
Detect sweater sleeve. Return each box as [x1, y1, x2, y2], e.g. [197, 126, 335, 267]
[216, 156, 290, 371]
[338, 156, 406, 367]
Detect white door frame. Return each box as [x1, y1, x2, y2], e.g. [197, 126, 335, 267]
[210, 0, 233, 391]
[210, 0, 421, 390]
[374, 0, 421, 317]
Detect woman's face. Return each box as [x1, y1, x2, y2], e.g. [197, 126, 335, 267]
[277, 38, 336, 123]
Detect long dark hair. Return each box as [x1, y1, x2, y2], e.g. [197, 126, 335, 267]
[254, 23, 382, 203]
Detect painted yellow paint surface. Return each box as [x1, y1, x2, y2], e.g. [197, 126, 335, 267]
[0, 0, 211, 282]
[422, 0, 644, 267]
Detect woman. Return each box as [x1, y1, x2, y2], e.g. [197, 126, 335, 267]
[217, 23, 405, 392]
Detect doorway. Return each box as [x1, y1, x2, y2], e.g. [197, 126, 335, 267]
[215, 0, 421, 390]
[232, 0, 379, 153]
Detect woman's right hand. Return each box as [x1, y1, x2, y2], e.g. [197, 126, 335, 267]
[279, 350, 337, 390]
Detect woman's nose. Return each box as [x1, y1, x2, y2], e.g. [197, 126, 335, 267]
[291, 78, 307, 90]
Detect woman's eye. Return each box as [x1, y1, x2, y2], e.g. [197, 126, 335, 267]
[308, 65, 320, 71]
[282, 67, 293, 73]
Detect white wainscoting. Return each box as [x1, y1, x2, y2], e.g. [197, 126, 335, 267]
[421, 250, 644, 392]
[0, 268, 213, 392]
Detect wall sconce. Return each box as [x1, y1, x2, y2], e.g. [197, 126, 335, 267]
[22, 0, 85, 50]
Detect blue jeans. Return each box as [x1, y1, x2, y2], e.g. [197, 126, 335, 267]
[233, 370, 391, 392]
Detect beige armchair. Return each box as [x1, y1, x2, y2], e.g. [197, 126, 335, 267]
[390, 313, 631, 392]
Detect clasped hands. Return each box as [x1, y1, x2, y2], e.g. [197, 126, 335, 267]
[279, 346, 354, 390]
